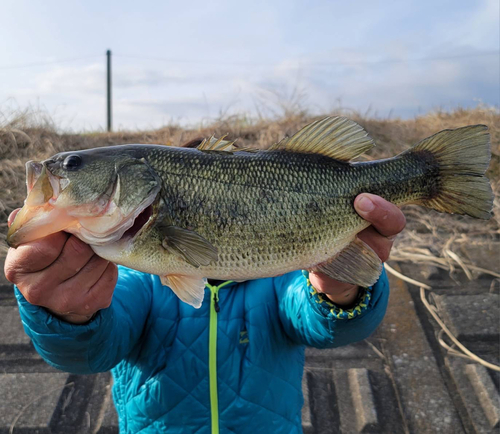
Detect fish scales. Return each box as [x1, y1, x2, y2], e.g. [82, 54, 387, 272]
[119, 147, 435, 279]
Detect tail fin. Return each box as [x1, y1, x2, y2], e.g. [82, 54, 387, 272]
[410, 125, 492, 219]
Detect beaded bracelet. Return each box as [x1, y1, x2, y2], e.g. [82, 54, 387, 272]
[302, 270, 373, 320]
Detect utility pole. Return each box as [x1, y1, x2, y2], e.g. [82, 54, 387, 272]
[106, 49, 112, 132]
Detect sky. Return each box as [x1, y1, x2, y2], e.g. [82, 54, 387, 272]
[0, 0, 499, 131]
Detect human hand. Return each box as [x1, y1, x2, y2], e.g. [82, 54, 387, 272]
[309, 193, 406, 306]
[4, 209, 118, 324]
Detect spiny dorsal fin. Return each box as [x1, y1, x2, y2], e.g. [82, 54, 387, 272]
[269, 116, 375, 161]
[197, 135, 236, 151]
[197, 135, 258, 153]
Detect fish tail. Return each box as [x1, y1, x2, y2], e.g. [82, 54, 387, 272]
[409, 125, 492, 219]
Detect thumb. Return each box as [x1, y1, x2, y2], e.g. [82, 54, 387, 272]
[8, 209, 20, 228]
[354, 194, 406, 237]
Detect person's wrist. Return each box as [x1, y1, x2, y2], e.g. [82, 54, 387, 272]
[322, 284, 360, 306]
[308, 271, 361, 306]
[47, 308, 97, 325]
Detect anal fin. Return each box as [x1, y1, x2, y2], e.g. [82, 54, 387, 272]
[313, 238, 382, 287]
[160, 274, 207, 308]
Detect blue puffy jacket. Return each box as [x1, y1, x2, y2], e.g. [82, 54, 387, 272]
[16, 267, 389, 433]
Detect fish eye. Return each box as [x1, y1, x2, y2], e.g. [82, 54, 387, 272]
[63, 155, 83, 171]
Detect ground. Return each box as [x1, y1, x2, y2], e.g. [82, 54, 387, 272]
[0, 259, 498, 433]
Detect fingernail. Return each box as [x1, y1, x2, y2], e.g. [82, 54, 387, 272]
[357, 196, 374, 213]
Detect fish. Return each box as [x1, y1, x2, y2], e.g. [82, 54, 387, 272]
[6, 117, 493, 308]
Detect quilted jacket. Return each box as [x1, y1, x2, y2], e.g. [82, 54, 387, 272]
[16, 267, 389, 433]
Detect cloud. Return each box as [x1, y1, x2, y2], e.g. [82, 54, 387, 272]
[300, 49, 499, 117]
[35, 64, 105, 97]
[453, 0, 499, 48]
[4, 45, 497, 131]
[1, 0, 497, 131]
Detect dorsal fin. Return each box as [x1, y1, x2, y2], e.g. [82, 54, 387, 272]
[269, 116, 375, 161]
[197, 135, 237, 151]
[197, 135, 258, 153]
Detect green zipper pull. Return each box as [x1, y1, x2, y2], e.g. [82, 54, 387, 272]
[213, 292, 220, 313]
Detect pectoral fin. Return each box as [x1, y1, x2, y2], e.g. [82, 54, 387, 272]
[160, 274, 207, 308]
[313, 238, 382, 287]
[161, 226, 218, 268]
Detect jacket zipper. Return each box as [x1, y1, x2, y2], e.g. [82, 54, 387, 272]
[207, 280, 233, 434]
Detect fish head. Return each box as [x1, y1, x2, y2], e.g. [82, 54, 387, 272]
[7, 147, 161, 248]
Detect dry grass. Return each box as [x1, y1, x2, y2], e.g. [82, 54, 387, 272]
[1, 106, 499, 272]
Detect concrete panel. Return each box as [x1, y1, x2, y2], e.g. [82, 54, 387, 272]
[0, 372, 68, 432]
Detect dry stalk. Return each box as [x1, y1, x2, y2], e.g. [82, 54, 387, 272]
[384, 263, 500, 372]
[9, 382, 75, 433]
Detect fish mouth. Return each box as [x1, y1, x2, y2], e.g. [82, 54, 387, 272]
[119, 203, 155, 241]
[7, 160, 159, 248]
[7, 163, 74, 248]
[26, 161, 44, 193]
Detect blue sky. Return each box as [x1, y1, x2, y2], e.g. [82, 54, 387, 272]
[1, 0, 498, 131]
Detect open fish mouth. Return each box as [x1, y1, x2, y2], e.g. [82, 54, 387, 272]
[6, 161, 158, 248]
[72, 191, 158, 246]
[120, 204, 154, 241]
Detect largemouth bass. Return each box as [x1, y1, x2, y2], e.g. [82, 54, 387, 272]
[6, 117, 492, 307]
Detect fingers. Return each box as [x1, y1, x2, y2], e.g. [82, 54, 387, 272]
[45, 263, 117, 324]
[357, 226, 393, 262]
[49, 260, 117, 316]
[86, 262, 118, 311]
[63, 254, 111, 288]
[47, 235, 96, 282]
[4, 231, 69, 278]
[354, 193, 406, 263]
[5, 207, 118, 324]
[354, 193, 406, 237]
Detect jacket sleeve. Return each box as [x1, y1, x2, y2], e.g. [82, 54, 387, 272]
[15, 266, 154, 374]
[275, 268, 389, 348]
